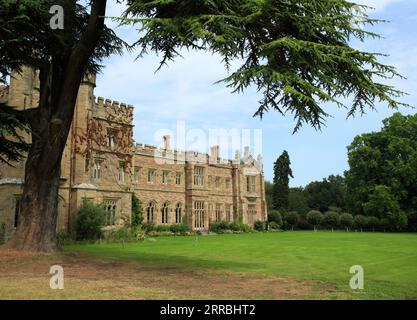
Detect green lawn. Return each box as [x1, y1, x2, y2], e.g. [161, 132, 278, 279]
[67, 231, 417, 299]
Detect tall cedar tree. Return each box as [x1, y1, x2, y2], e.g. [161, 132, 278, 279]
[272, 151, 293, 210]
[0, 0, 407, 251]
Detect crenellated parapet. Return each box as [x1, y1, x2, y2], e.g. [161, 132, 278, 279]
[91, 96, 134, 125]
[135, 143, 158, 156]
[184, 151, 209, 164]
[134, 139, 261, 169]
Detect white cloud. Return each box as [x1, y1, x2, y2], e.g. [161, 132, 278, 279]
[94, 48, 263, 157]
[95, 49, 260, 122]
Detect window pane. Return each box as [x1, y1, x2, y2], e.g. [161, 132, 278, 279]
[194, 167, 204, 186]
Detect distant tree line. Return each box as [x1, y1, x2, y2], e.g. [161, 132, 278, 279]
[266, 113, 417, 232]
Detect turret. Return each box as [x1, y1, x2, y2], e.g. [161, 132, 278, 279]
[77, 73, 96, 111]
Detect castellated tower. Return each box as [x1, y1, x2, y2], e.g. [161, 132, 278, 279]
[63, 72, 135, 232]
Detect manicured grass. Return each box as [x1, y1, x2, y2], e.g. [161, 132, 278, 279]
[67, 231, 417, 299]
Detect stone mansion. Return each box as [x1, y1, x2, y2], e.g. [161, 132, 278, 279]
[0, 67, 267, 238]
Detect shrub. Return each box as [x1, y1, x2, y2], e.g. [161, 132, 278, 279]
[74, 201, 106, 240]
[268, 210, 283, 226]
[104, 226, 147, 242]
[231, 222, 251, 232]
[295, 216, 312, 230]
[306, 210, 323, 231]
[134, 227, 147, 241]
[328, 206, 342, 213]
[380, 218, 390, 231]
[57, 231, 74, 246]
[366, 216, 380, 231]
[142, 222, 155, 233]
[149, 230, 160, 237]
[254, 220, 266, 231]
[323, 211, 340, 230]
[210, 221, 251, 233]
[340, 213, 354, 231]
[131, 193, 143, 228]
[268, 221, 280, 230]
[209, 221, 230, 233]
[388, 211, 408, 231]
[169, 223, 191, 234]
[284, 211, 299, 230]
[153, 224, 191, 235]
[155, 224, 171, 232]
[354, 215, 367, 231]
[107, 227, 133, 241]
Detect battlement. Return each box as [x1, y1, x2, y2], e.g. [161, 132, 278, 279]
[136, 143, 220, 165]
[91, 96, 134, 124]
[134, 139, 262, 170]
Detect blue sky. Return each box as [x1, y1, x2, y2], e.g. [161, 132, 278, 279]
[95, 0, 417, 187]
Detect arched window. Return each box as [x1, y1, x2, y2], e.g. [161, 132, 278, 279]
[162, 202, 169, 224]
[147, 202, 155, 223]
[103, 199, 117, 226]
[175, 203, 182, 224]
[92, 159, 102, 179]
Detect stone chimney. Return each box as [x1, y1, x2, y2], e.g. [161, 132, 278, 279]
[163, 135, 171, 150]
[234, 150, 241, 162]
[210, 145, 220, 162]
[244, 146, 250, 158]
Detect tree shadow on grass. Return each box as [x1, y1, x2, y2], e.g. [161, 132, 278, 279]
[65, 246, 266, 274]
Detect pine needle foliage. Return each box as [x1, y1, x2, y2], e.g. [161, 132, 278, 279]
[118, 0, 408, 131]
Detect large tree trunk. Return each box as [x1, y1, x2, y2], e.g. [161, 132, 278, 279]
[4, 0, 107, 252]
[6, 133, 64, 251]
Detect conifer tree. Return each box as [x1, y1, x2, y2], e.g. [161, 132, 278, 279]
[272, 151, 293, 211]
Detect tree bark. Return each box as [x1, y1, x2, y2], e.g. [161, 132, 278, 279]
[5, 0, 107, 252]
[6, 137, 62, 251]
